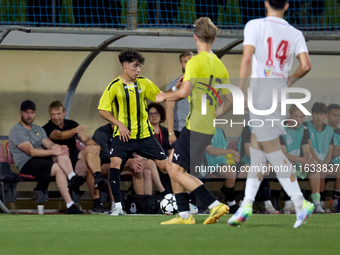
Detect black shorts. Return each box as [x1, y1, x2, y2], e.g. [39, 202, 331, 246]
[172, 127, 213, 173]
[20, 157, 54, 179]
[110, 135, 167, 167]
[69, 149, 80, 169]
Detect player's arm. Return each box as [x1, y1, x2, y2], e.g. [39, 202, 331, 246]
[165, 100, 177, 145]
[323, 145, 333, 165]
[332, 144, 340, 158]
[244, 142, 250, 157]
[156, 81, 191, 103]
[238, 45, 254, 92]
[215, 93, 233, 118]
[205, 145, 240, 159]
[17, 140, 66, 157]
[309, 141, 323, 165]
[77, 133, 98, 147]
[49, 125, 86, 141]
[287, 52, 311, 87]
[99, 110, 130, 142]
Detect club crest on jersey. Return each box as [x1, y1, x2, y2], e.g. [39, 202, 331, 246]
[264, 69, 272, 77]
[35, 131, 40, 136]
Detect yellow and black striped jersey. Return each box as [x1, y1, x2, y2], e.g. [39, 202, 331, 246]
[183, 51, 230, 135]
[98, 76, 160, 139]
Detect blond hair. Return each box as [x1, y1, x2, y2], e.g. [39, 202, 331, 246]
[194, 17, 219, 43]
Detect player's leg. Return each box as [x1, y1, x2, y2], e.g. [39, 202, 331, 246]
[261, 138, 314, 228]
[75, 159, 107, 214]
[219, 164, 239, 213]
[108, 156, 124, 215]
[331, 170, 340, 212]
[54, 154, 86, 189]
[80, 146, 107, 190]
[121, 164, 145, 195]
[100, 163, 115, 208]
[147, 159, 166, 194]
[161, 155, 195, 225]
[308, 172, 324, 213]
[50, 162, 83, 214]
[228, 136, 264, 226]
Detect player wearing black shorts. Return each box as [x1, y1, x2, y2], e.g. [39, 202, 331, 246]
[98, 49, 167, 216]
[156, 17, 232, 224]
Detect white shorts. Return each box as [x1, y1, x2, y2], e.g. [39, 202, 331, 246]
[249, 79, 286, 142]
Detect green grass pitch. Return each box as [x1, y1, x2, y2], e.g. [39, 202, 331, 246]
[0, 214, 338, 255]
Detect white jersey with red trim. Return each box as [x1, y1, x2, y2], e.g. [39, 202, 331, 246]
[244, 16, 308, 80]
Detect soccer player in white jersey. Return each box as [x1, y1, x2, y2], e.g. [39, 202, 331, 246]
[228, 0, 313, 228]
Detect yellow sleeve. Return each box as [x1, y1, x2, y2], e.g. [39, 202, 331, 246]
[220, 73, 231, 95]
[145, 79, 161, 102]
[98, 83, 116, 112]
[183, 58, 197, 82]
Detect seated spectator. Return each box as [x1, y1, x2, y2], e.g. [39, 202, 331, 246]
[43, 101, 107, 214]
[280, 105, 321, 213]
[305, 102, 334, 210]
[93, 123, 165, 213]
[326, 104, 340, 212]
[9, 100, 83, 214]
[205, 127, 240, 213]
[147, 103, 172, 194]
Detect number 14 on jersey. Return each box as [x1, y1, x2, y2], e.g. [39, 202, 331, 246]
[266, 37, 290, 71]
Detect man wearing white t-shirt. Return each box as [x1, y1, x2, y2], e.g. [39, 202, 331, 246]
[228, 0, 313, 228]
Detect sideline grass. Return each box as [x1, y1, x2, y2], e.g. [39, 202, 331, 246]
[0, 214, 338, 255]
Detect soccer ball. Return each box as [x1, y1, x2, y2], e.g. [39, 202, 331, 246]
[160, 194, 199, 215]
[160, 194, 178, 215]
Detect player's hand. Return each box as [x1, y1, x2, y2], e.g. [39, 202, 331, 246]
[169, 133, 177, 145]
[232, 150, 241, 163]
[75, 125, 86, 134]
[175, 76, 184, 89]
[117, 122, 131, 142]
[155, 92, 166, 103]
[244, 95, 249, 114]
[132, 157, 144, 173]
[53, 145, 69, 156]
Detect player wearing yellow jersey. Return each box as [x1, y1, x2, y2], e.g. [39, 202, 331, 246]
[98, 49, 167, 216]
[156, 17, 233, 224]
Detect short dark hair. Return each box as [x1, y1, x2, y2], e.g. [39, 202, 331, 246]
[148, 103, 166, 123]
[179, 51, 193, 62]
[118, 49, 145, 65]
[312, 102, 327, 114]
[268, 0, 288, 10]
[327, 104, 340, 113]
[49, 101, 65, 112]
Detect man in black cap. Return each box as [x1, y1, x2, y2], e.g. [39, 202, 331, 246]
[8, 100, 84, 214]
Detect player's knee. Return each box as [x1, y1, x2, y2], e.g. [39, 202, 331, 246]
[110, 158, 121, 168]
[143, 169, 152, 180]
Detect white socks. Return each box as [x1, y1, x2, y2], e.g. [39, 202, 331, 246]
[228, 201, 236, 207]
[208, 200, 221, 209]
[68, 172, 76, 180]
[242, 147, 266, 207]
[66, 201, 74, 208]
[265, 150, 304, 211]
[179, 211, 191, 219]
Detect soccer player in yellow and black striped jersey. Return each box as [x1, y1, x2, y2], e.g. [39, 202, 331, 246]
[156, 17, 233, 225]
[98, 50, 167, 216]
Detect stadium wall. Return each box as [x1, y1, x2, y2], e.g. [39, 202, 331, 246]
[0, 50, 339, 139]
